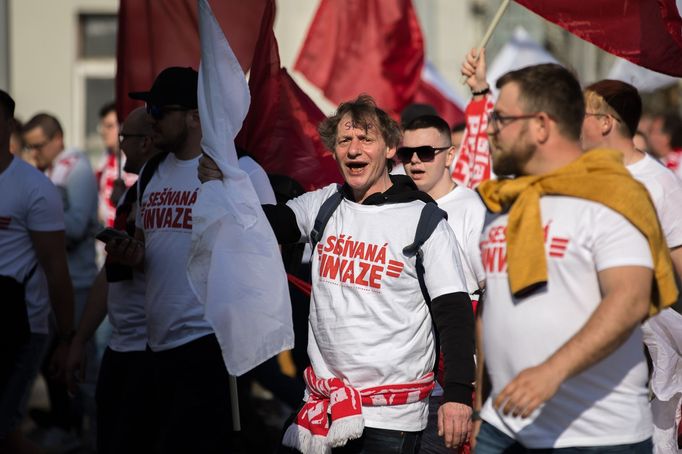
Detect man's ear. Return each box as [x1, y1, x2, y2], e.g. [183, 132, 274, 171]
[444, 145, 456, 168]
[187, 109, 201, 128]
[534, 113, 551, 144]
[386, 146, 396, 160]
[601, 116, 614, 136]
[54, 132, 65, 149]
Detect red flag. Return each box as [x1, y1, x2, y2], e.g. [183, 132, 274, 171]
[515, 0, 682, 77]
[235, 2, 341, 190]
[115, 0, 266, 120]
[294, 0, 424, 115]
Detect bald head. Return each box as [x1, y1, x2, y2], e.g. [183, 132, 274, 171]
[120, 107, 157, 174]
[124, 107, 153, 136]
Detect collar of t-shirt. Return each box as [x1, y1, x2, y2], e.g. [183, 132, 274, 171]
[341, 174, 434, 206]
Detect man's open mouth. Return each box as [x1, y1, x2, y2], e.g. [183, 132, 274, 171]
[346, 162, 368, 175]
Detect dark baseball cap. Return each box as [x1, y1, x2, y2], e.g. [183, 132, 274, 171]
[129, 67, 198, 108]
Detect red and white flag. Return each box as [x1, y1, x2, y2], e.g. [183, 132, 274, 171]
[295, 0, 466, 124]
[451, 95, 495, 189]
[515, 0, 682, 77]
[294, 0, 424, 116]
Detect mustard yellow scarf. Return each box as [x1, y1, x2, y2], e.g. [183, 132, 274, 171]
[477, 148, 677, 316]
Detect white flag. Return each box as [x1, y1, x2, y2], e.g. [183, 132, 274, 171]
[487, 26, 558, 97]
[188, 0, 293, 376]
[607, 57, 678, 93]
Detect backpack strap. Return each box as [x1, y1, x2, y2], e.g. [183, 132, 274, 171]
[310, 185, 344, 248]
[403, 202, 448, 307]
[137, 151, 170, 206]
[403, 202, 448, 374]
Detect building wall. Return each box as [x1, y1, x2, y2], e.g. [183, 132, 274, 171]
[9, 0, 117, 149]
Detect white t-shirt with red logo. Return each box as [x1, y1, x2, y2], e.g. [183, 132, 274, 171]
[136, 154, 213, 351]
[480, 196, 653, 448]
[628, 153, 682, 249]
[287, 183, 468, 432]
[436, 185, 486, 293]
[0, 157, 64, 334]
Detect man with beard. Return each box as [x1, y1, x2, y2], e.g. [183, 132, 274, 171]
[105, 67, 234, 453]
[464, 60, 676, 452]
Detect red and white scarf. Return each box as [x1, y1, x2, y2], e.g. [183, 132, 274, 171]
[283, 366, 434, 454]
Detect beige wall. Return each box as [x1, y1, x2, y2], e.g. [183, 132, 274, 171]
[9, 0, 117, 148]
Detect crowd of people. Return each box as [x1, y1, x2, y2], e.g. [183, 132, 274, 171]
[0, 44, 681, 454]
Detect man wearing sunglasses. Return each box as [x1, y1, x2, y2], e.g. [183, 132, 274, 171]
[400, 115, 486, 453]
[462, 51, 663, 453]
[105, 66, 233, 453]
[107, 66, 278, 453]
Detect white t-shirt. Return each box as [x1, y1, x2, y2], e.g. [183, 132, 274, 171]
[287, 184, 468, 431]
[480, 196, 653, 448]
[627, 153, 682, 249]
[238, 156, 276, 205]
[0, 157, 64, 334]
[136, 154, 213, 351]
[436, 185, 486, 293]
[107, 187, 147, 352]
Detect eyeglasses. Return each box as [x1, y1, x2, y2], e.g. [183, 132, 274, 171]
[146, 104, 190, 120]
[396, 145, 451, 164]
[23, 139, 50, 152]
[118, 133, 146, 144]
[585, 112, 622, 123]
[487, 111, 542, 134]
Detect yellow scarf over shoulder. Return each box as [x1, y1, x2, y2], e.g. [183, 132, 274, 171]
[477, 148, 677, 316]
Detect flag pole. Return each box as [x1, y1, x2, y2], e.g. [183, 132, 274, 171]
[117, 147, 122, 180]
[461, 0, 511, 83]
[229, 375, 241, 431]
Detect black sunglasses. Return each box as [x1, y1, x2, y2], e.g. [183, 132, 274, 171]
[396, 145, 451, 164]
[146, 104, 191, 120]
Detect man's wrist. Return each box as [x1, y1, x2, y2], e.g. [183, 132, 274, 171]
[471, 86, 490, 97]
[442, 382, 474, 406]
[472, 410, 481, 421]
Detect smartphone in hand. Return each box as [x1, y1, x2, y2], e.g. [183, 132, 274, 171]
[95, 227, 131, 243]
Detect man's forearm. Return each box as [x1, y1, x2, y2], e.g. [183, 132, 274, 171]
[262, 204, 302, 244]
[544, 269, 651, 382]
[47, 268, 75, 337]
[431, 292, 475, 406]
[474, 312, 484, 411]
[31, 230, 75, 337]
[74, 269, 108, 343]
[668, 247, 682, 315]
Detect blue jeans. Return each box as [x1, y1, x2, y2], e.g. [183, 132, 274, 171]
[279, 426, 422, 454]
[333, 427, 422, 454]
[475, 421, 652, 453]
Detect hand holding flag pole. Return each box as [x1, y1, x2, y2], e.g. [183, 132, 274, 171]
[461, 0, 511, 84]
